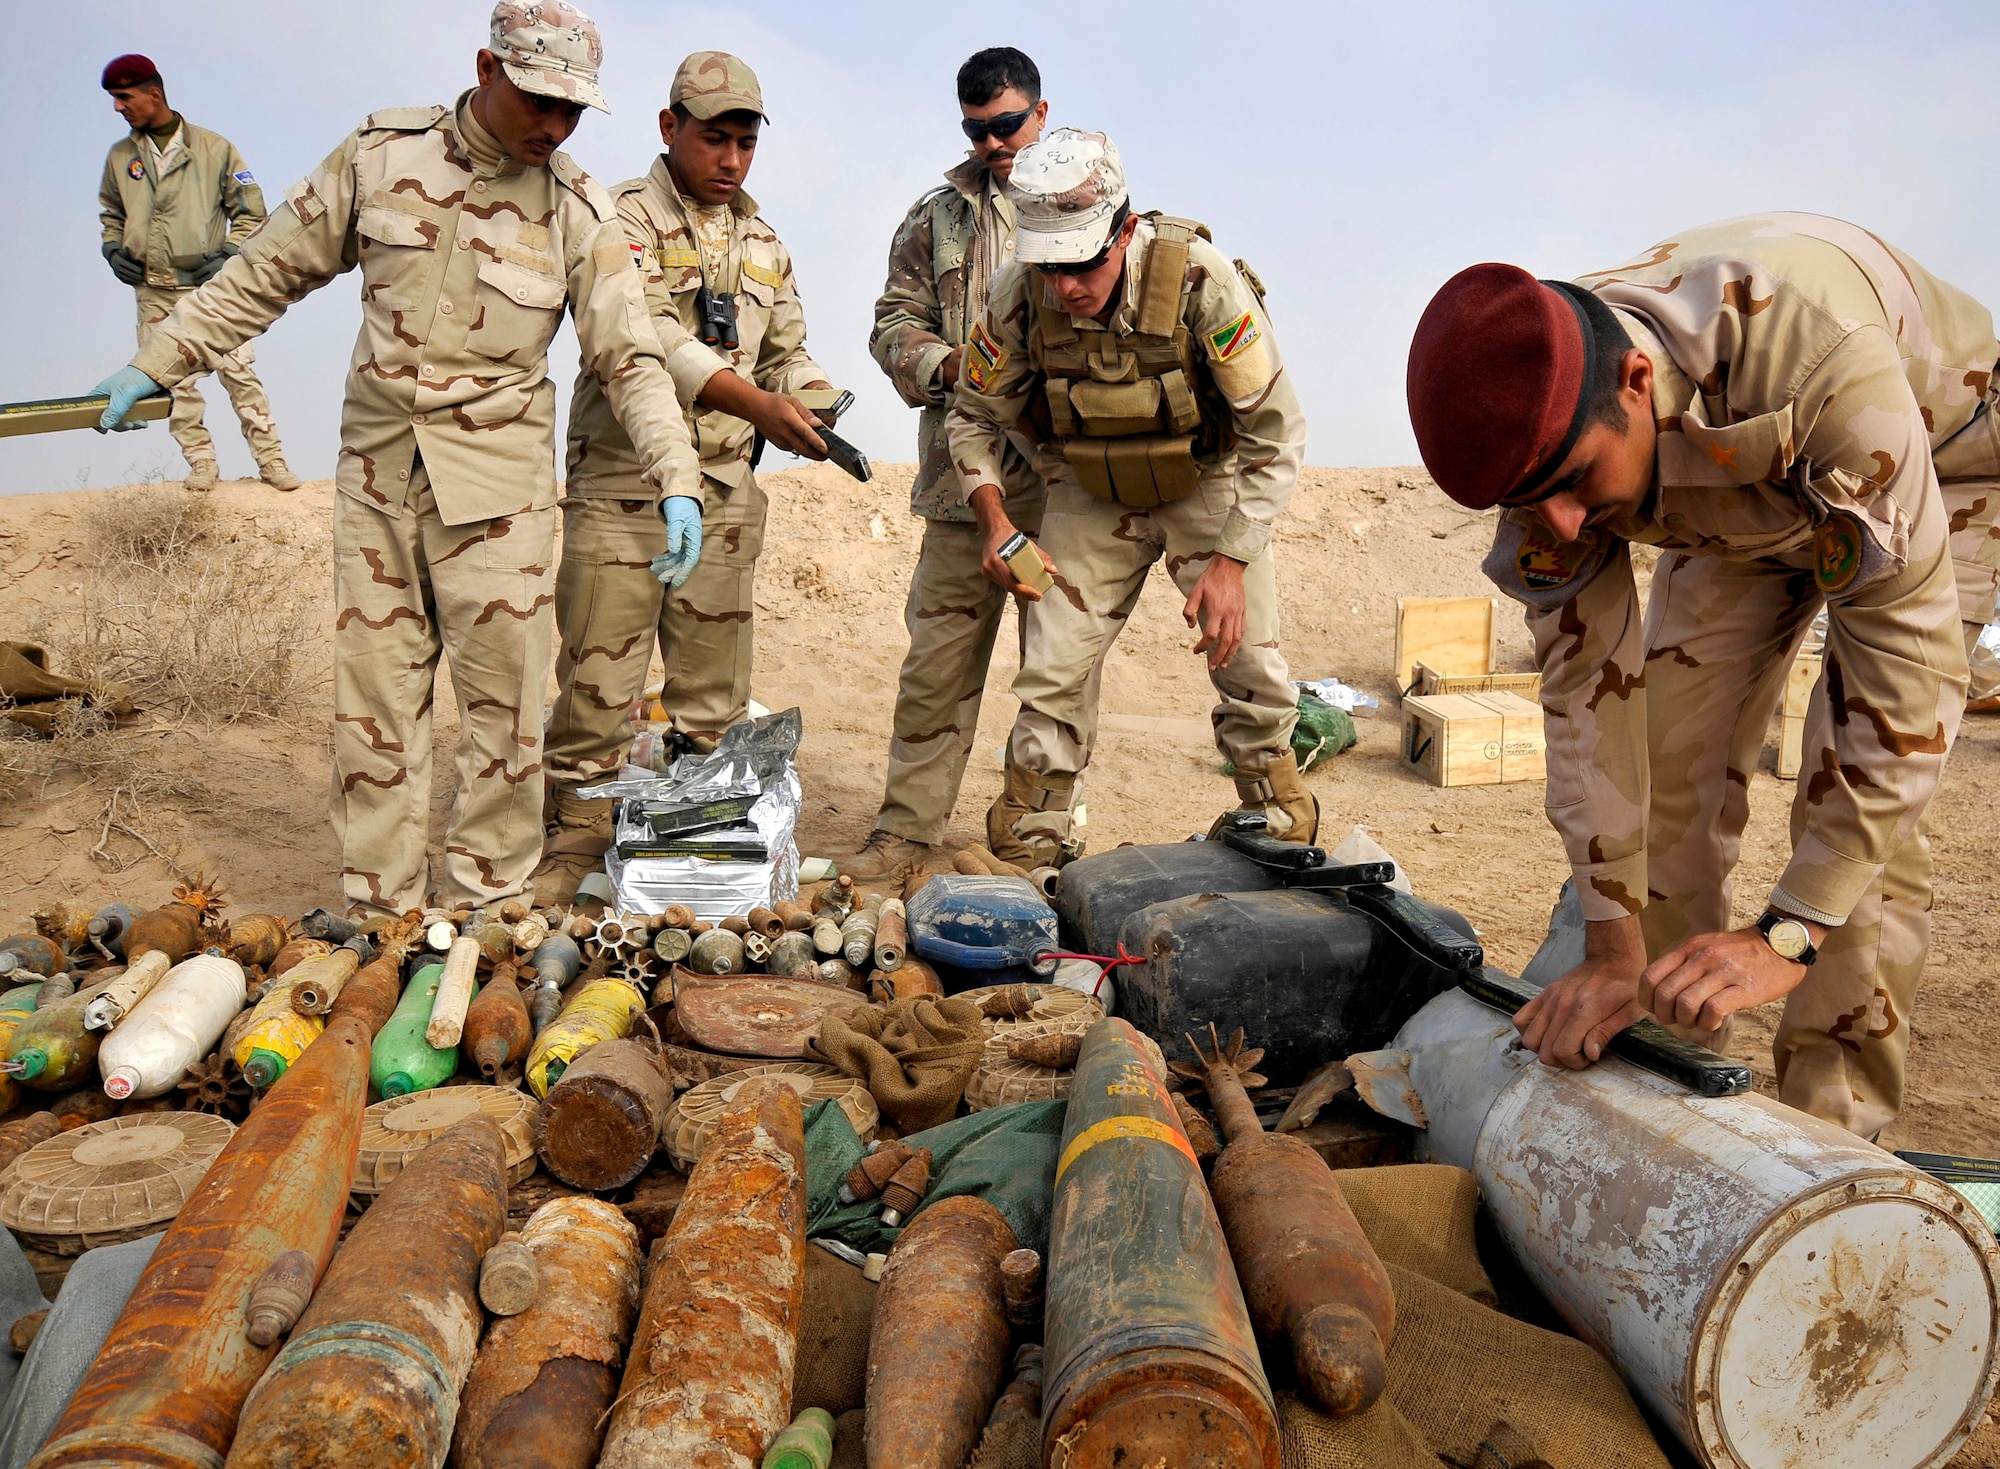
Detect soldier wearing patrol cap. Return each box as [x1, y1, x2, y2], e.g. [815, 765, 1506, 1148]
[1407, 214, 2000, 1137]
[536, 50, 836, 903]
[947, 129, 1315, 866]
[91, 1, 702, 919]
[98, 54, 299, 492]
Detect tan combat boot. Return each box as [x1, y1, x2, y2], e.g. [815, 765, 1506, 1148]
[530, 785, 615, 907]
[1218, 748, 1319, 844]
[258, 457, 303, 491]
[183, 459, 219, 492]
[986, 762, 1080, 869]
[841, 829, 932, 883]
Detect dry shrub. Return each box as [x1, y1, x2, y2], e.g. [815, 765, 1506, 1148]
[53, 487, 318, 724]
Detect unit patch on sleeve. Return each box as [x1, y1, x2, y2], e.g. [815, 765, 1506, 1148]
[1518, 518, 1585, 590]
[1208, 310, 1260, 362]
[127, 158, 145, 181]
[965, 319, 1007, 393]
[1814, 513, 1863, 594]
[233, 170, 255, 184]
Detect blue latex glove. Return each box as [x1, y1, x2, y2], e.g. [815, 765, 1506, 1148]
[651, 495, 704, 588]
[91, 367, 164, 433]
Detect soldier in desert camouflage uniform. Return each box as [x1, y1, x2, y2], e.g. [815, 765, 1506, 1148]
[97, 54, 298, 492]
[94, 2, 700, 918]
[535, 51, 836, 902]
[948, 129, 1315, 867]
[1407, 214, 2000, 1136]
[842, 47, 1052, 882]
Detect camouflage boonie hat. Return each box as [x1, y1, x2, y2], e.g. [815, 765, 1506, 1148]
[669, 51, 767, 122]
[1008, 129, 1127, 265]
[490, 1, 609, 114]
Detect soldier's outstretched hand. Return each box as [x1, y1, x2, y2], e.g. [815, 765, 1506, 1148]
[1185, 554, 1248, 670]
[91, 366, 163, 432]
[1514, 913, 1649, 1068]
[1641, 926, 1811, 1034]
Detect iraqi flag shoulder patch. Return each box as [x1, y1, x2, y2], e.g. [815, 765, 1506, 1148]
[1209, 310, 1260, 362]
[965, 319, 1006, 392]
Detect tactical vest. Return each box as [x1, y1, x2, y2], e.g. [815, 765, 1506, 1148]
[1029, 215, 1237, 509]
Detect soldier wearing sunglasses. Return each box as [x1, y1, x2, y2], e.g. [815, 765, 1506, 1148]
[947, 129, 1315, 867]
[846, 48, 1054, 881]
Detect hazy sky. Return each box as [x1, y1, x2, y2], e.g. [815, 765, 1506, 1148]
[4, 0, 1997, 492]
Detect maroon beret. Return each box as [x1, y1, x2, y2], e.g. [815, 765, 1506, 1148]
[1407, 262, 1590, 510]
[101, 54, 162, 91]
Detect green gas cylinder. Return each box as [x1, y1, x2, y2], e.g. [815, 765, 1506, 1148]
[370, 960, 477, 1099]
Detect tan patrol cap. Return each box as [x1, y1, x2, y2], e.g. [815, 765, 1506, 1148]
[489, 1, 609, 114]
[1008, 129, 1127, 265]
[670, 51, 768, 122]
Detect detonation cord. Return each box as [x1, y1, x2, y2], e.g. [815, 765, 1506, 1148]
[1032, 943, 1145, 998]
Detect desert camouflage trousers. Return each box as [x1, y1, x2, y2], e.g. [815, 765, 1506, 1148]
[545, 479, 766, 791]
[1637, 545, 1971, 1138]
[1939, 402, 2000, 626]
[1004, 476, 1298, 840]
[875, 486, 1048, 844]
[135, 284, 284, 471]
[330, 464, 556, 916]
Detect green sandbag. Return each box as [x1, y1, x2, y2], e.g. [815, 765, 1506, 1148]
[805, 1099, 1068, 1256]
[1292, 690, 1357, 770]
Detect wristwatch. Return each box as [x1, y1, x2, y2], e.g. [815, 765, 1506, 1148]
[1756, 910, 1818, 966]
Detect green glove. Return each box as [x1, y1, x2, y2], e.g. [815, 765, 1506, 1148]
[190, 246, 237, 285]
[101, 242, 144, 286]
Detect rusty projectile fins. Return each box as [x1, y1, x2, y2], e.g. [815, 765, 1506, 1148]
[877, 1147, 933, 1228]
[839, 1140, 912, 1205]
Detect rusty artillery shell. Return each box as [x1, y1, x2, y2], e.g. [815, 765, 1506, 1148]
[533, 1038, 672, 1190]
[464, 965, 532, 1079]
[878, 1148, 933, 1227]
[1000, 1248, 1044, 1332]
[426, 936, 483, 1049]
[879, 958, 943, 1001]
[244, 1250, 316, 1348]
[125, 898, 211, 969]
[600, 1077, 806, 1469]
[689, 919, 714, 937]
[34, 900, 94, 955]
[811, 874, 855, 918]
[865, 1195, 1018, 1469]
[52, 1087, 119, 1129]
[720, 914, 751, 937]
[815, 957, 859, 990]
[2, 933, 66, 975]
[772, 901, 813, 932]
[1172, 1094, 1222, 1170]
[746, 907, 784, 938]
[286, 948, 361, 1016]
[472, 921, 514, 968]
[767, 930, 816, 978]
[11, 1308, 47, 1354]
[226, 1115, 507, 1469]
[1042, 1018, 1278, 1469]
[268, 937, 334, 980]
[985, 1341, 1045, 1436]
[27, 1007, 373, 1469]
[663, 904, 697, 930]
[688, 928, 745, 976]
[839, 1140, 913, 1205]
[479, 1232, 540, 1316]
[0, 1110, 59, 1174]
[980, 984, 1037, 1019]
[450, 1196, 643, 1469]
[872, 900, 907, 973]
[1009, 1031, 1082, 1069]
[227, 915, 291, 969]
[952, 850, 992, 878]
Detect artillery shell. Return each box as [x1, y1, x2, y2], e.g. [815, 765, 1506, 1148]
[815, 958, 859, 990]
[839, 1141, 913, 1205]
[720, 915, 751, 936]
[450, 1196, 643, 1469]
[1, 934, 65, 976]
[878, 1148, 933, 1227]
[227, 1116, 507, 1469]
[663, 904, 697, 930]
[499, 900, 530, 924]
[1172, 1094, 1222, 1170]
[872, 900, 907, 973]
[534, 1038, 671, 1191]
[864, 1195, 1018, 1469]
[811, 874, 855, 919]
[296, 909, 360, 944]
[746, 907, 784, 939]
[980, 984, 1038, 1019]
[479, 1232, 539, 1317]
[81, 949, 173, 1030]
[772, 901, 812, 932]
[426, 936, 483, 1048]
[653, 927, 693, 966]
[52, 1087, 119, 1129]
[244, 1250, 316, 1348]
[286, 949, 361, 1016]
[1000, 1248, 1044, 1332]
[688, 920, 713, 937]
[529, 984, 564, 1036]
[7, 979, 119, 1092]
[1008, 1031, 1082, 1069]
[600, 1078, 806, 1469]
[227, 915, 292, 969]
[811, 914, 843, 957]
[473, 921, 514, 968]
[34, 901, 94, 955]
[268, 937, 334, 979]
[952, 850, 992, 878]
[839, 908, 879, 969]
[88, 903, 141, 960]
[1028, 866, 1062, 899]
[529, 933, 583, 991]
[464, 966, 532, 1080]
[768, 931, 816, 978]
[125, 888, 218, 969]
[0, 1110, 59, 1174]
[879, 958, 942, 1001]
[688, 928, 745, 976]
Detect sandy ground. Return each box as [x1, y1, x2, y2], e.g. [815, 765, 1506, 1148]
[5, 462, 1999, 1458]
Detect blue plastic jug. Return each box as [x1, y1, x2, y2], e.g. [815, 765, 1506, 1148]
[906, 874, 1059, 975]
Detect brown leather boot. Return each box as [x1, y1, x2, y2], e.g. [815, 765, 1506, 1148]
[530, 786, 615, 906]
[841, 829, 933, 883]
[986, 762, 1080, 868]
[1217, 749, 1319, 844]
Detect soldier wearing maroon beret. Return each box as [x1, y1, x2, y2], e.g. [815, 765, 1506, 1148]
[1408, 215, 2000, 1138]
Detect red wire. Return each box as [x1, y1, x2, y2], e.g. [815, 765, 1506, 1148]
[1034, 943, 1144, 997]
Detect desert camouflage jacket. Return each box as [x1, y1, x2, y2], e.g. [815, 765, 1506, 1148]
[1486, 214, 2000, 926]
[566, 155, 826, 500]
[871, 157, 1039, 520]
[101, 119, 266, 288]
[947, 218, 1306, 562]
[129, 92, 698, 527]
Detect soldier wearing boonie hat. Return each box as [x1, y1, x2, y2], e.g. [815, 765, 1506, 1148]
[946, 127, 1315, 867]
[1406, 215, 2000, 1138]
[540, 49, 840, 903]
[89, 1, 701, 920]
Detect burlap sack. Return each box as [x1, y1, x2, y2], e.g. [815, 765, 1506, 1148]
[793, 1244, 877, 1416]
[829, 1407, 868, 1469]
[1333, 1162, 1497, 1306]
[965, 1411, 1040, 1469]
[807, 996, 987, 1132]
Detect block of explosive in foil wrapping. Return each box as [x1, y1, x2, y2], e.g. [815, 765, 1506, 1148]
[1042, 1017, 1279, 1469]
[225, 1114, 507, 1469]
[451, 1196, 644, 1469]
[599, 1077, 806, 1469]
[864, 1195, 1018, 1469]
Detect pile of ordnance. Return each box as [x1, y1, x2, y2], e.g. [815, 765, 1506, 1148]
[0, 834, 1995, 1469]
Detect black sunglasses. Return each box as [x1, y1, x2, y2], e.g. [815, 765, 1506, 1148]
[961, 107, 1034, 144]
[1033, 245, 1115, 278]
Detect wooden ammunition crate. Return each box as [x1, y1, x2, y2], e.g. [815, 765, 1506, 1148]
[1401, 691, 1546, 787]
[1410, 661, 1543, 700]
[1394, 596, 1497, 689]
